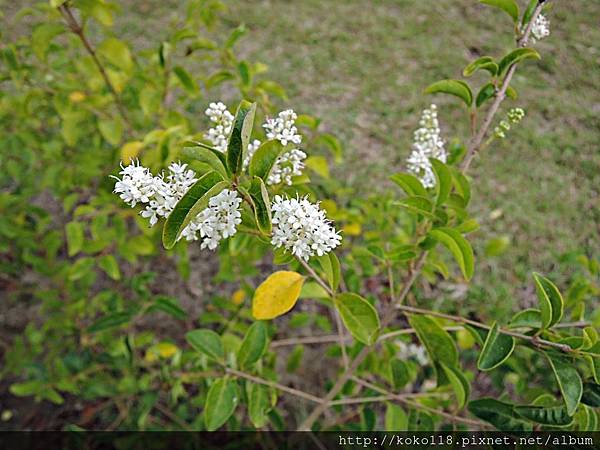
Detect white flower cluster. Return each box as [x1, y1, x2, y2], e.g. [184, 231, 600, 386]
[263, 109, 306, 185]
[531, 14, 550, 42]
[397, 341, 428, 366]
[204, 101, 307, 186]
[406, 104, 447, 188]
[204, 102, 234, 152]
[271, 195, 342, 260]
[181, 189, 242, 250]
[494, 107, 526, 139]
[112, 161, 242, 250]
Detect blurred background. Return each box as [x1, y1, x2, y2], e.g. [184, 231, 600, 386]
[1, 0, 598, 430]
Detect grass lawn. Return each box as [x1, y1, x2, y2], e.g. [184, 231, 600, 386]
[212, 0, 599, 316]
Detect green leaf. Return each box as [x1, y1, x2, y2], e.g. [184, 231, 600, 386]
[484, 236, 510, 257]
[424, 79, 473, 107]
[317, 253, 341, 292]
[390, 359, 411, 390]
[430, 159, 452, 206]
[227, 101, 257, 175]
[173, 66, 198, 94]
[498, 48, 541, 76]
[397, 196, 435, 218]
[148, 297, 186, 320]
[521, 0, 538, 27]
[441, 363, 470, 409]
[508, 308, 542, 329]
[305, 156, 330, 178]
[409, 315, 458, 385]
[384, 403, 408, 431]
[428, 227, 474, 280]
[162, 172, 226, 249]
[248, 177, 272, 235]
[476, 82, 496, 108]
[581, 383, 600, 407]
[98, 118, 123, 146]
[182, 145, 229, 180]
[533, 272, 564, 328]
[247, 383, 270, 428]
[449, 167, 471, 205]
[248, 140, 285, 181]
[98, 254, 121, 280]
[204, 378, 237, 431]
[480, 0, 519, 24]
[65, 221, 84, 257]
[468, 398, 532, 431]
[88, 312, 132, 333]
[477, 322, 515, 371]
[316, 133, 343, 163]
[514, 405, 573, 426]
[185, 329, 224, 361]
[238, 322, 268, 369]
[97, 38, 133, 73]
[545, 353, 583, 416]
[463, 56, 499, 77]
[31, 23, 64, 61]
[390, 173, 428, 197]
[334, 293, 380, 345]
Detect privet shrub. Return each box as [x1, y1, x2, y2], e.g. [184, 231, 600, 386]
[3, 0, 599, 432]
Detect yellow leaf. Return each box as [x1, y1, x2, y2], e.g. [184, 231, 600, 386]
[157, 342, 178, 358]
[121, 141, 144, 163]
[343, 222, 362, 236]
[457, 328, 475, 350]
[252, 271, 305, 320]
[231, 289, 246, 305]
[69, 91, 86, 103]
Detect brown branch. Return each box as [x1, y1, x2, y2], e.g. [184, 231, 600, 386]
[58, 4, 132, 129]
[459, 2, 544, 172]
[396, 304, 582, 354]
[352, 377, 491, 429]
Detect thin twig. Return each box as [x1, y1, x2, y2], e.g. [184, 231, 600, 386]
[225, 368, 323, 404]
[352, 377, 491, 429]
[298, 251, 428, 430]
[58, 4, 132, 129]
[460, 2, 544, 172]
[396, 304, 578, 354]
[329, 392, 448, 406]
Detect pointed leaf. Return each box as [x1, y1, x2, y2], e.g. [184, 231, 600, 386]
[514, 405, 573, 426]
[498, 48, 540, 76]
[545, 353, 583, 416]
[429, 227, 474, 280]
[468, 398, 532, 431]
[248, 140, 285, 181]
[182, 145, 229, 179]
[441, 363, 470, 409]
[238, 322, 268, 369]
[397, 196, 435, 218]
[480, 0, 519, 23]
[409, 315, 458, 386]
[162, 172, 226, 249]
[390, 173, 428, 197]
[463, 56, 499, 77]
[477, 322, 515, 371]
[186, 329, 224, 361]
[533, 272, 564, 328]
[430, 159, 452, 206]
[204, 378, 237, 431]
[227, 101, 257, 175]
[248, 177, 271, 234]
[424, 79, 473, 107]
[334, 293, 380, 345]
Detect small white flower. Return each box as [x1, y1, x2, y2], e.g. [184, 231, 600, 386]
[405, 104, 447, 188]
[263, 109, 302, 146]
[204, 101, 234, 152]
[397, 341, 428, 366]
[112, 160, 159, 207]
[181, 189, 242, 250]
[268, 148, 307, 186]
[243, 139, 262, 170]
[531, 14, 550, 42]
[271, 195, 341, 260]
